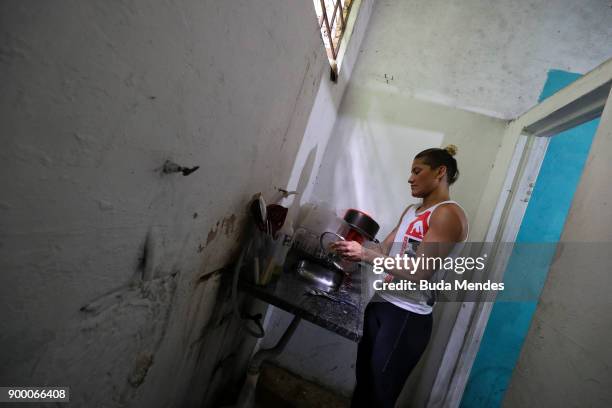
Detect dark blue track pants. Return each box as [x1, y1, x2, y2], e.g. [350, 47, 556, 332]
[351, 296, 433, 408]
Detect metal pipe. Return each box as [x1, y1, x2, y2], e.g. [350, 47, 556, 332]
[234, 315, 302, 408]
[248, 315, 301, 374]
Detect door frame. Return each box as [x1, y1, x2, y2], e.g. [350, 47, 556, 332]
[429, 59, 612, 408]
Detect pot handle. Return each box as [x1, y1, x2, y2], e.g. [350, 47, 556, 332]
[319, 231, 345, 252]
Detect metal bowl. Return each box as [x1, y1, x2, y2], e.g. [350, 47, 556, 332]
[296, 259, 344, 292]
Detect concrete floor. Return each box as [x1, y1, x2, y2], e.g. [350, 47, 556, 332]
[256, 363, 350, 408]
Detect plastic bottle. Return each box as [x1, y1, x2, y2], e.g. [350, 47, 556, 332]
[270, 219, 294, 282]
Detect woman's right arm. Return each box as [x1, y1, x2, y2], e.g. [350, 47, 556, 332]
[379, 226, 398, 256]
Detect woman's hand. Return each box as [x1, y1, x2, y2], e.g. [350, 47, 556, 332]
[330, 240, 365, 262]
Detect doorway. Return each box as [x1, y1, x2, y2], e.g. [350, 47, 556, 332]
[461, 70, 601, 408]
[431, 60, 612, 408]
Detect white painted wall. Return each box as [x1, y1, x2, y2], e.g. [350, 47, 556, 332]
[311, 88, 507, 239]
[0, 1, 334, 406]
[298, 84, 507, 402]
[502, 87, 612, 407]
[256, 0, 378, 396]
[357, 0, 612, 119]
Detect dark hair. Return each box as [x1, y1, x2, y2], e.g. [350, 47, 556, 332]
[415, 144, 459, 185]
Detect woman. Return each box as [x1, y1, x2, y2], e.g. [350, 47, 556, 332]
[331, 145, 469, 408]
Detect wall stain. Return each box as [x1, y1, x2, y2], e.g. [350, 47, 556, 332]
[203, 214, 237, 249]
[206, 221, 221, 245]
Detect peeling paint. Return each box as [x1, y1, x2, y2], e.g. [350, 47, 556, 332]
[205, 214, 237, 247]
[195, 269, 222, 286]
[97, 199, 114, 211]
[128, 352, 154, 388]
[221, 214, 236, 236]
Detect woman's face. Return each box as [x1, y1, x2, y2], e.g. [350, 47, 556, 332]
[408, 158, 445, 197]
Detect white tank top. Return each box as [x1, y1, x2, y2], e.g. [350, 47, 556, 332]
[378, 200, 469, 314]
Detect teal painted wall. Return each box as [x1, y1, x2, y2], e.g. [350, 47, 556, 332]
[460, 70, 600, 407]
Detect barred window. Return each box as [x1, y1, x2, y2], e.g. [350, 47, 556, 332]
[313, 0, 356, 81]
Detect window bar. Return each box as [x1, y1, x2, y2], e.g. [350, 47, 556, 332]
[335, 0, 345, 34]
[319, 0, 336, 59]
[329, 0, 341, 35]
[328, 0, 345, 59]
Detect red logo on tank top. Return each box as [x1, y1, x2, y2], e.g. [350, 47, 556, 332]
[407, 211, 430, 240]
